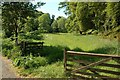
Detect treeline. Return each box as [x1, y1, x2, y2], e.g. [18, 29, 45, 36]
[2, 2, 68, 45]
[2, 2, 120, 45]
[24, 13, 67, 33]
[59, 2, 120, 36]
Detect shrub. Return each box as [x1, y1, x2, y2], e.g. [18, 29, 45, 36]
[13, 56, 48, 69]
[2, 38, 14, 50]
[2, 48, 8, 57]
[34, 57, 48, 66]
[19, 30, 43, 41]
[2, 38, 14, 57]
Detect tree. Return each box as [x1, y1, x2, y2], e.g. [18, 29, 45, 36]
[59, 2, 120, 36]
[24, 16, 39, 32]
[2, 2, 45, 45]
[104, 2, 120, 33]
[38, 13, 52, 33]
[57, 16, 67, 33]
[50, 15, 55, 26]
[51, 20, 58, 32]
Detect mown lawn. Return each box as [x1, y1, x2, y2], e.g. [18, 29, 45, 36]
[19, 33, 119, 78]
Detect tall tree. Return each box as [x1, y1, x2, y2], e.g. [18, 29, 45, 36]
[2, 2, 45, 45]
[57, 16, 67, 32]
[38, 13, 52, 33]
[104, 2, 120, 33]
[51, 20, 58, 32]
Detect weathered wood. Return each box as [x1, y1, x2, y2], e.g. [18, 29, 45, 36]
[66, 68, 72, 72]
[64, 50, 120, 79]
[72, 71, 112, 79]
[64, 49, 67, 71]
[67, 51, 120, 58]
[91, 68, 120, 76]
[99, 63, 120, 68]
[71, 73, 95, 80]
[67, 68, 120, 80]
[26, 42, 44, 45]
[20, 41, 44, 55]
[66, 64, 73, 67]
[72, 57, 112, 73]
[67, 59, 90, 64]
[67, 65, 100, 76]
[26, 46, 43, 49]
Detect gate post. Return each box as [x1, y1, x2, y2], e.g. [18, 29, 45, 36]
[64, 49, 67, 71]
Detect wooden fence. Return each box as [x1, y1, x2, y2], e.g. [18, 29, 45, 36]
[64, 49, 120, 80]
[20, 41, 44, 55]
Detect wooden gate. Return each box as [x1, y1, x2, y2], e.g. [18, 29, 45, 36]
[64, 49, 120, 80]
[20, 41, 44, 55]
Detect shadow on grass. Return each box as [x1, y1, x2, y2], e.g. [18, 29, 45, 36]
[24, 45, 118, 64]
[25, 45, 84, 64]
[88, 46, 118, 55]
[24, 45, 70, 64]
[42, 45, 69, 64]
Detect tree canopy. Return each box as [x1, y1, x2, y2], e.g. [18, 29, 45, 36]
[59, 2, 120, 37]
[2, 2, 45, 45]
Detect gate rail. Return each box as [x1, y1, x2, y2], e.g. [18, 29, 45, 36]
[64, 49, 120, 80]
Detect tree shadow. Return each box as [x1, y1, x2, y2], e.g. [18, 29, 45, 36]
[24, 45, 118, 64]
[25, 46, 84, 64]
[24, 45, 70, 64]
[87, 46, 118, 55]
[42, 45, 68, 64]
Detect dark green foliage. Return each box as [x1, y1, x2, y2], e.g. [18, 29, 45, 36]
[51, 16, 67, 33]
[59, 2, 120, 37]
[13, 56, 47, 69]
[2, 2, 45, 45]
[2, 38, 14, 57]
[2, 38, 22, 58]
[51, 20, 59, 32]
[38, 13, 52, 33]
[19, 30, 43, 41]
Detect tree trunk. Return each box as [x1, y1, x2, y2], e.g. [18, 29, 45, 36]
[15, 22, 18, 46]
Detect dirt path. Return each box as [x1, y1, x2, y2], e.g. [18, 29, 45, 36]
[0, 55, 20, 79]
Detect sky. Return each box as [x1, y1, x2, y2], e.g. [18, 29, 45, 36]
[32, 0, 68, 19]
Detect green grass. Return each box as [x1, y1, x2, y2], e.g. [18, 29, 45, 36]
[18, 33, 119, 78]
[42, 33, 118, 54]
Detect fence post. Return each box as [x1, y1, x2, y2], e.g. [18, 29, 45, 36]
[64, 49, 67, 71]
[20, 41, 24, 55]
[24, 41, 26, 55]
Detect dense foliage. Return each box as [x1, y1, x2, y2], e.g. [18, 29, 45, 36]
[2, 2, 45, 45]
[59, 2, 120, 37]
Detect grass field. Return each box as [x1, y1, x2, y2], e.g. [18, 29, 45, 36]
[42, 33, 118, 54]
[19, 33, 119, 78]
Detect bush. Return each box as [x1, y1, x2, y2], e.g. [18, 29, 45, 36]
[19, 30, 43, 41]
[13, 56, 48, 69]
[2, 48, 9, 57]
[34, 57, 48, 66]
[2, 38, 14, 58]
[2, 38, 22, 59]
[2, 38, 14, 50]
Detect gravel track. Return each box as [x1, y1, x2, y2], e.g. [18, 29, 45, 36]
[0, 56, 19, 79]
